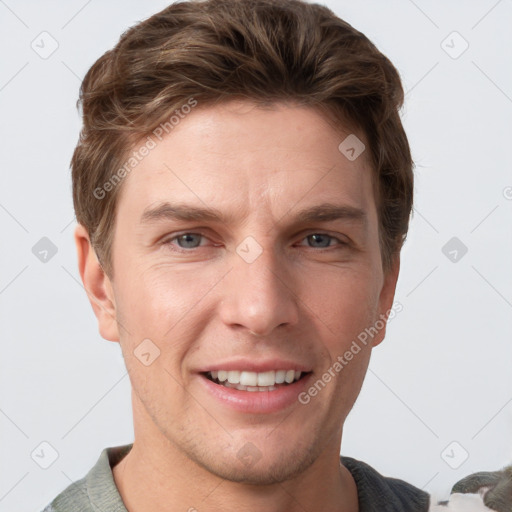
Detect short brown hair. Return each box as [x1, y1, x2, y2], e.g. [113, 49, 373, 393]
[72, 0, 413, 277]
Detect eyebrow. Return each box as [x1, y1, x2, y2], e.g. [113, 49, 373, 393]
[140, 201, 367, 228]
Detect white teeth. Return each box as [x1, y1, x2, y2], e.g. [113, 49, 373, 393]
[239, 371, 258, 387]
[227, 370, 241, 384]
[275, 370, 286, 384]
[224, 381, 277, 392]
[208, 369, 304, 387]
[257, 371, 275, 386]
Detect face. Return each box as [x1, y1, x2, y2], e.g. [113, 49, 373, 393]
[82, 100, 399, 485]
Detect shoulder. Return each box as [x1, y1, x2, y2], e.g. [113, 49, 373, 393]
[341, 455, 430, 512]
[41, 476, 90, 512]
[40, 444, 132, 512]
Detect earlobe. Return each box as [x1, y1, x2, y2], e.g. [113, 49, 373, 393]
[74, 224, 120, 342]
[372, 254, 401, 348]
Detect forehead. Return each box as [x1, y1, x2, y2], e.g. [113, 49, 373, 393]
[117, 101, 376, 224]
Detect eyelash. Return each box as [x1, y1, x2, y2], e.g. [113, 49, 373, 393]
[161, 231, 347, 253]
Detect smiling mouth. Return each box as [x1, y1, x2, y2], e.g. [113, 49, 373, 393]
[203, 370, 312, 392]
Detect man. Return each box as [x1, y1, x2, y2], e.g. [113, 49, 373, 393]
[42, 0, 510, 510]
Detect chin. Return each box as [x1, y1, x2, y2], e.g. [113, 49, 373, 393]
[193, 445, 318, 486]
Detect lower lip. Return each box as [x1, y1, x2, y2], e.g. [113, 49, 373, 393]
[198, 373, 312, 414]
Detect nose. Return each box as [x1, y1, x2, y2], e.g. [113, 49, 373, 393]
[218, 240, 300, 337]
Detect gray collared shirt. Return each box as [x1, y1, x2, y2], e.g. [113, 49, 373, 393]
[42, 444, 430, 511]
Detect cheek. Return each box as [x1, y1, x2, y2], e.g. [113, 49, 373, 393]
[305, 266, 379, 332]
[115, 265, 202, 325]
[114, 268, 205, 397]
[304, 268, 380, 396]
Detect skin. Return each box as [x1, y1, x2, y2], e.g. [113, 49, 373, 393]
[76, 100, 400, 512]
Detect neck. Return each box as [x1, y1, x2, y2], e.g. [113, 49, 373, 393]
[113, 441, 358, 512]
[112, 395, 359, 512]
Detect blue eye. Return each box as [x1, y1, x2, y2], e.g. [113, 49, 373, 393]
[162, 232, 346, 253]
[301, 233, 345, 249]
[168, 233, 205, 249]
[304, 233, 338, 248]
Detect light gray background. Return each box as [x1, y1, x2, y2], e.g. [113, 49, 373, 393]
[1, 1, 511, 510]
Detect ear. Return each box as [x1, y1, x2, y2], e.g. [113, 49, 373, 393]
[74, 224, 119, 342]
[372, 254, 401, 348]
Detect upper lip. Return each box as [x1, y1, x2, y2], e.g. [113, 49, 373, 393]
[196, 358, 313, 374]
